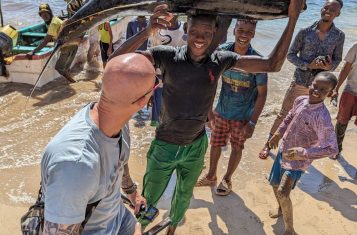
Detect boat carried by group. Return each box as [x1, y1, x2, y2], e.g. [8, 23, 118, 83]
[0, 0, 302, 87]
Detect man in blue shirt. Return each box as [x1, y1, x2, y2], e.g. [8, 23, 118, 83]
[126, 16, 148, 51]
[196, 19, 268, 196]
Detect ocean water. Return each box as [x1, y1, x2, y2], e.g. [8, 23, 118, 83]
[2, 0, 356, 54]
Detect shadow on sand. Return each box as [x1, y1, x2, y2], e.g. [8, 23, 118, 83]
[187, 188, 266, 235]
[298, 165, 357, 222]
[268, 152, 357, 226]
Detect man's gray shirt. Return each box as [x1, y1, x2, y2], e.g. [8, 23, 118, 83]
[41, 103, 134, 234]
[287, 21, 345, 87]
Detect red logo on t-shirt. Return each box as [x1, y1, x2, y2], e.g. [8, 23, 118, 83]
[208, 69, 215, 83]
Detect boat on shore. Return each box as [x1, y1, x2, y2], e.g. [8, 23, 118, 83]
[0, 16, 130, 87]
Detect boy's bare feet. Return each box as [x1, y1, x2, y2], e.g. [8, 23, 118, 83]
[269, 207, 282, 218]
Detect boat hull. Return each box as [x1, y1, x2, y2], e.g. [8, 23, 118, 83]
[57, 0, 303, 45]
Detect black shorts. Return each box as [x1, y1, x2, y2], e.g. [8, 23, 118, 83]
[100, 41, 113, 62]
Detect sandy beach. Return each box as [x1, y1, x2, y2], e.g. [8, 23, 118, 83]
[0, 59, 356, 234]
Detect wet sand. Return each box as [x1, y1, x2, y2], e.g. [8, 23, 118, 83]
[0, 61, 356, 234]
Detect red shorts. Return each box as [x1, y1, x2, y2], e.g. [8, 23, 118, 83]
[210, 113, 247, 149]
[337, 92, 357, 125]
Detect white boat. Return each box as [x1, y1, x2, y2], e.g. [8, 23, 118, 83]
[0, 16, 131, 87]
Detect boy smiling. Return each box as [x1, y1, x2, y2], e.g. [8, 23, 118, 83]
[267, 72, 339, 235]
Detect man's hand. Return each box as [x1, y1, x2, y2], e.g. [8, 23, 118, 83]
[320, 55, 333, 70]
[107, 47, 113, 57]
[308, 56, 333, 70]
[288, 0, 305, 20]
[146, 4, 172, 36]
[268, 133, 281, 149]
[207, 110, 215, 129]
[242, 123, 255, 139]
[26, 51, 34, 60]
[331, 89, 338, 99]
[127, 191, 147, 215]
[283, 147, 306, 161]
[133, 222, 142, 235]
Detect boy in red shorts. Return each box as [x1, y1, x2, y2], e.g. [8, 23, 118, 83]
[196, 20, 268, 196]
[331, 43, 357, 159]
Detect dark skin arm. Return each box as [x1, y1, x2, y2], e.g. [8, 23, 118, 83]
[233, 0, 304, 73]
[331, 61, 353, 99]
[26, 35, 53, 59]
[106, 22, 114, 56]
[242, 84, 267, 138]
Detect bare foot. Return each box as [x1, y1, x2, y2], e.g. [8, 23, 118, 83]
[269, 207, 282, 218]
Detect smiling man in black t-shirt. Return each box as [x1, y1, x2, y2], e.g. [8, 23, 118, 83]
[111, 1, 304, 234]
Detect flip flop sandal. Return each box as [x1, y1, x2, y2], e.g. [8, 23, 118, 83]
[215, 179, 232, 196]
[196, 175, 217, 187]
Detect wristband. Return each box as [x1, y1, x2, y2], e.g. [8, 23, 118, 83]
[122, 183, 137, 195]
[248, 120, 256, 127]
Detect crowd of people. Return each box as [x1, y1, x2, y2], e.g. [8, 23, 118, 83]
[27, 0, 356, 234]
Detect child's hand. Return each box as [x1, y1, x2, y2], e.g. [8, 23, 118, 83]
[268, 133, 281, 149]
[283, 147, 306, 160]
[242, 122, 255, 139]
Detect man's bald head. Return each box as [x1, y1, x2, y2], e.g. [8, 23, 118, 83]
[101, 53, 156, 107]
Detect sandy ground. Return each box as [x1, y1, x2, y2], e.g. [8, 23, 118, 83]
[0, 61, 356, 235]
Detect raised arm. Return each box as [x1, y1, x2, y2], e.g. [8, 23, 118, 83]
[233, 0, 304, 73]
[110, 4, 171, 61]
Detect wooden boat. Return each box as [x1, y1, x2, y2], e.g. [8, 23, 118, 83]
[0, 16, 131, 87]
[58, 0, 304, 44]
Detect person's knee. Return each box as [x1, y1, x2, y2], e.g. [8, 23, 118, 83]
[231, 146, 242, 156]
[277, 190, 289, 201]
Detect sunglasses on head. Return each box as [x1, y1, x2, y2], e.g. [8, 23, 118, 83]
[131, 77, 160, 104]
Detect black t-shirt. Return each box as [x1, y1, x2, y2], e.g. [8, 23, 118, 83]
[149, 45, 240, 145]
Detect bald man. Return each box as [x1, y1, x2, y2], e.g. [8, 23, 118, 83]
[40, 53, 155, 235]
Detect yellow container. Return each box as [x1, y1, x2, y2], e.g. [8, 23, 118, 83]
[0, 25, 18, 46]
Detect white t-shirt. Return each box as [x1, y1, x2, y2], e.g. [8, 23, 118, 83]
[343, 43, 357, 96]
[149, 22, 186, 47]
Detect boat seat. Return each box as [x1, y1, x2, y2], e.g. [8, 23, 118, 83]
[21, 32, 47, 37]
